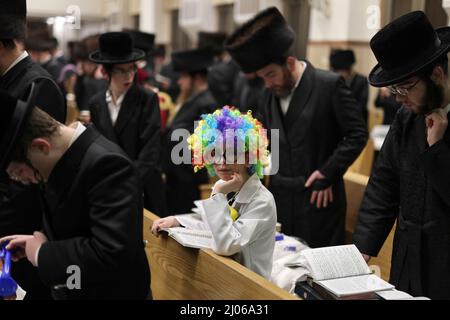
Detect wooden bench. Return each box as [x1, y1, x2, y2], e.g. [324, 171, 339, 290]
[143, 210, 299, 300]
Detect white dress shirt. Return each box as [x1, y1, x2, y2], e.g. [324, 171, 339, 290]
[279, 61, 307, 116]
[175, 174, 277, 279]
[105, 90, 127, 126]
[445, 104, 450, 115]
[2, 51, 29, 76]
[68, 122, 87, 147]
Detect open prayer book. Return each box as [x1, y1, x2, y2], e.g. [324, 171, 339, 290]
[294, 245, 394, 299]
[161, 227, 213, 250]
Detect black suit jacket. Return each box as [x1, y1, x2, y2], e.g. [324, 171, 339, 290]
[207, 59, 242, 107]
[0, 55, 66, 299]
[261, 61, 368, 247]
[0, 56, 66, 122]
[89, 85, 167, 216]
[353, 108, 450, 299]
[37, 125, 150, 300]
[41, 57, 65, 83]
[349, 73, 369, 124]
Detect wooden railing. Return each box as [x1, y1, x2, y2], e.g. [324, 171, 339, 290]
[143, 211, 299, 300]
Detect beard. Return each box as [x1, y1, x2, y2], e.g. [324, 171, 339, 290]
[417, 79, 445, 115]
[271, 67, 297, 98]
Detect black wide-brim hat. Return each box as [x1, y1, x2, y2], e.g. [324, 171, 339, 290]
[369, 11, 450, 87]
[0, 83, 38, 172]
[330, 49, 356, 71]
[171, 47, 215, 73]
[224, 7, 296, 74]
[124, 29, 156, 54]
[89, 32, 145, 64]
[0, 0, 27, 39]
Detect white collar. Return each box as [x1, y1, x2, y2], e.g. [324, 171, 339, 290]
[293, 61, 306, 90]
[106, 90, 127, 107]
[68, 122, 87, 147]
[231, 174, 262, 204]
[2, 51, 29, 76]
[445, 104, 450, 114]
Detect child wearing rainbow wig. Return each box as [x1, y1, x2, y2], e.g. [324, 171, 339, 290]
[152, 106, 277, 279]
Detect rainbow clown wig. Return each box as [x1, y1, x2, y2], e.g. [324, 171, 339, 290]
[188, 106, 269, 178]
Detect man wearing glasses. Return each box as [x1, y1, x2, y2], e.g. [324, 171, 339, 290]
[88, 32, 164, 217]
[353, 11, 450, 299]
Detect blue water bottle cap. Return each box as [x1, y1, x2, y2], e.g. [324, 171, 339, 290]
[275, 234, 284, 241]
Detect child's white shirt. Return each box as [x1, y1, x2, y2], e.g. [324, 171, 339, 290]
[175, 174, 277, 279]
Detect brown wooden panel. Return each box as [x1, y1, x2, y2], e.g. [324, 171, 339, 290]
[143, 211, 299, 300]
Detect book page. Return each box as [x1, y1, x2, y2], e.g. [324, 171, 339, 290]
[376, 290, 431, 300]
[163, 227, 213, 249]
[376, 289, 413, 300]
[317, 274, 394, 297]
[301, 245, 370, 280]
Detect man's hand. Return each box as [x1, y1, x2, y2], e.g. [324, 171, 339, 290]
[213, 173, 246, 195]
[0, 232, 48, 266]
[426, 108, 448, 147]
[151, 217, 181, 237]
[305, 170, 333, 209]
[0, 235, 32, 262]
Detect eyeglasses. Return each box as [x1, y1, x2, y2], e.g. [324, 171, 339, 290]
[111, 65, 138, 77]
[389, 78, 421, 96]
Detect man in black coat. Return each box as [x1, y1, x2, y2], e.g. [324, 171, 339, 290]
[232, 72, 266, 115]
[163, 47, 217, 215]
[198, 31, 241, 108]
[0, 87, 150, 300]
[353, 11, 450, 299]
[0, 0, 66, 299]
[26, 36, 66, 83]
[88, 32, 168, 217]
[225, 7, 367, 248]
[330, 49, 369, 125]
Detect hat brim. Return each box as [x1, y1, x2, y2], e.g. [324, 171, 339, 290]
[369, 27, 450, 87]
[0, 82, 38, 172]
[89, 49, 146, 64]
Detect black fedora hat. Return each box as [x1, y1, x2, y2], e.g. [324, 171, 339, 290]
[330, 49, 356, 71]
[0, 83, 38, 172]
[89, 32, 145, 64]
[0, 0, 27, 40]
[124, 29, 155, 54]
[198, 31, 227, 55]
[369, 11, 450, 87]
[25, 36, 54, 52]
[224, 7, 296, 73]
[171, 47, 215, 73]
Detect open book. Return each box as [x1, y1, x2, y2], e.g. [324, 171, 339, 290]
[161, 227, 213, 250]
[297, 245, 394, 299]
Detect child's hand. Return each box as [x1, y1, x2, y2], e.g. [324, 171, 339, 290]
[151, 217, 180, 237]
[214, 172, 246, 195]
